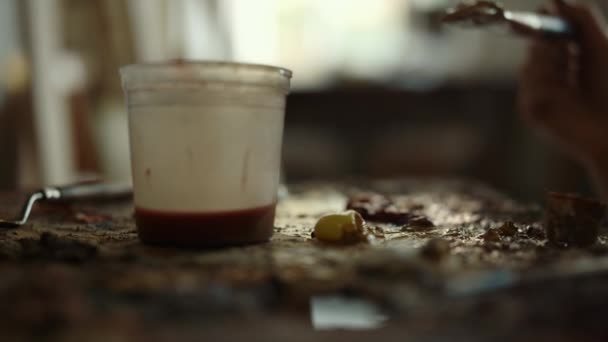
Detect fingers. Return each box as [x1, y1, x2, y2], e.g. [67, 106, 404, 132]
[518, 67, 603, 158]
[518, 84, 571, 124]
[521, 39, 572, 88]
[553, 0, 608, 48]
[517, 1, 608, 164]
[518, 84, 591, 148]
[531, 40, 570, 71]
[518, 38, 579, 125]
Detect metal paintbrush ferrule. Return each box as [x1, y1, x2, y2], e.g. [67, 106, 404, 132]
[504, 11, 574, 39]
[442, 1, 575, 39]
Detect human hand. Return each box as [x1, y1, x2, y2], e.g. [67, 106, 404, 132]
[519, 0, 608, 170]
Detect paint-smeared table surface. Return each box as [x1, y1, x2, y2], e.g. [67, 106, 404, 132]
[1, 179, 607, 341]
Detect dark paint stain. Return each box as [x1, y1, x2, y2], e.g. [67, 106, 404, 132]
[145, 168, 151, 177]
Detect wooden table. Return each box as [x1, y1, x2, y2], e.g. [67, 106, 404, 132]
[1, 180, 607, 341]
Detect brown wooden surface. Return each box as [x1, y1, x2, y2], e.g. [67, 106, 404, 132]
[1, 180, 607, 341]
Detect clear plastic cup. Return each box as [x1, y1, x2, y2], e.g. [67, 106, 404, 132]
[120, 61, 292, 247]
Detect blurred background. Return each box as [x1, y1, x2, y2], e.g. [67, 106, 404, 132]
[0, 0, 606, 201]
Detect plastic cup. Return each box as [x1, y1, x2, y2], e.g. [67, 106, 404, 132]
[120, 61, 292, 247]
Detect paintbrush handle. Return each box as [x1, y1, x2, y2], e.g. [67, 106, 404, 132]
[505, 12, 575, 39]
